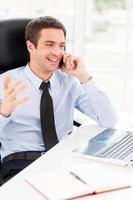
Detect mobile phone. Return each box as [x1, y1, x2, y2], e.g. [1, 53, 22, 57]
[59, 57, 66, 68]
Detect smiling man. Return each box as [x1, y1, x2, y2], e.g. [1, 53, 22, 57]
[0, 16, 118, 184]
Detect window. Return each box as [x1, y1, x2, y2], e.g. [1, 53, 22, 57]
[83, 0, 133, 113]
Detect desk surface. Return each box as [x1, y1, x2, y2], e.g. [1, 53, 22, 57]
[0, 114, 133, 200]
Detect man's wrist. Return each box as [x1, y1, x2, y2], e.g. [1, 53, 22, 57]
[80, 74, 92, 84]
[0, 111, 11, 118]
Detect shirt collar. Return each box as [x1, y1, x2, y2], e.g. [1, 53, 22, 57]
[24, 64, 58, 90]
[24, 64, 42, 90]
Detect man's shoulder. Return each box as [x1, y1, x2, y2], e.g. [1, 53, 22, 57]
[55, 70, 79, 84]
[0, 66, 25, 79]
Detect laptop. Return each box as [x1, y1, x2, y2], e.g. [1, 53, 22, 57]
[73, 128, 133, 167]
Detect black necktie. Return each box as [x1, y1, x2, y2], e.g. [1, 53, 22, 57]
[40, 81, 58, 151]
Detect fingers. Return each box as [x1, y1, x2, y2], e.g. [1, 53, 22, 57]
[9, 84, 28, 100]
[3, 75, 29, 97]
[14, 96, 31, 105]
[8, 79, 23, 94]
[3, 75, 12, 90]
[63, 54, 79, 69]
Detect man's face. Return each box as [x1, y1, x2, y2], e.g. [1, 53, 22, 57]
[28, 28, 66, 73]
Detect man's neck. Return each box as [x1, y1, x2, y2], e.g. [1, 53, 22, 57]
[28, 63, 53, 81]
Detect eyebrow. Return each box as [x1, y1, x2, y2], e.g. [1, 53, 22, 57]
[45, 40, 66, 45]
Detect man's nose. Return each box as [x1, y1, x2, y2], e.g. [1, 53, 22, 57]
[52, 46, 62, 56]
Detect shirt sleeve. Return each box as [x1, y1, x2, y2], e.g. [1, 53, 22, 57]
[0, 73, 11, 131]
[0, 114, 10, 130]
[74, 78, 118, 128]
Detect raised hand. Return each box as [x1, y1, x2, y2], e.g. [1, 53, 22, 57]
[0, 75, 31, 117]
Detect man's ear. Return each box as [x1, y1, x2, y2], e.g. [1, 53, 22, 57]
[26, 40, 35, 53]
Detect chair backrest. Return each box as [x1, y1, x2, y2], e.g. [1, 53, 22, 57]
[0, 18, 32, 74]
[0, 18, 32, 183]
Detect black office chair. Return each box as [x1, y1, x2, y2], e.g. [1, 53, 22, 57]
[0, 19, 31, 73]
[0, 18, 31, 185]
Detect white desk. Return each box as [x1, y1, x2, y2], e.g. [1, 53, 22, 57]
[0, 115, 133, 200]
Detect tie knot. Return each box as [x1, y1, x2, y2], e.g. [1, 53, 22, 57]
[40, 81, 50, 91]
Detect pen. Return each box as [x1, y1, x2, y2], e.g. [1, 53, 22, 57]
[69, 171, 88, 186]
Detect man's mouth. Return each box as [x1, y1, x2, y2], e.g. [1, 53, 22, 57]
[47, 57, 59, 63]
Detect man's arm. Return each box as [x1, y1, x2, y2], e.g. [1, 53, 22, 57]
[60, 54, 118, 128]
[78, 79, 118, 128]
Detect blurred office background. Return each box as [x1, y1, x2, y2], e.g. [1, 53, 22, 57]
[0, 0, 133, 113]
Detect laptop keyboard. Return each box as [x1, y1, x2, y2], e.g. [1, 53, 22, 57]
[96, 131, 133, 160]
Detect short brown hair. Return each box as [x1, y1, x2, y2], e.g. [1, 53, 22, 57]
[25, 16, 66, 47]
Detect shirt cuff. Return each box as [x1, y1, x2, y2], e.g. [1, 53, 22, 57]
[0, 114, 10, 127]
[81, 78, 100, 96]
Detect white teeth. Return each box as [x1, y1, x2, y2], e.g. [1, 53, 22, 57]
[47, 57, 58, 62]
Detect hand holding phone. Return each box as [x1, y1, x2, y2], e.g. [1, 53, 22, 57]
[59, 54, 91, 83]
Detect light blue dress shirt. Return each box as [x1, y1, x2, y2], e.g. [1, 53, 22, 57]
[0, 65, 117, 160]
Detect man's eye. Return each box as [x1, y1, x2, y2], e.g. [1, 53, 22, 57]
[46, 43, 53, 46]
[60, 45, 65, 49]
